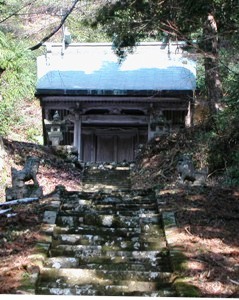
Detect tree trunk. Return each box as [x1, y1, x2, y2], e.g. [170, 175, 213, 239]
[203, 13, 223, 117]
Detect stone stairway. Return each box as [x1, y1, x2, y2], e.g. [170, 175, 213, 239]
[35, 166, 177, 296]
[36, 188, 177, 296]
[82, 163, 131, 191]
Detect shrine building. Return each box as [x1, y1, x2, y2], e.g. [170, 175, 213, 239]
[35, 42, 196, 163]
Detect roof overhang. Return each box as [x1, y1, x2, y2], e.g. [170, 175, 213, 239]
[36, 42, 196, 99]
[36, 89, 193, 98]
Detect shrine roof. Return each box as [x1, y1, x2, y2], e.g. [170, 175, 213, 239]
[36, 42, 196, 97]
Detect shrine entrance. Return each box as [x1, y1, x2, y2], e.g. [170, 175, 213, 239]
[81, 127, 147, 163]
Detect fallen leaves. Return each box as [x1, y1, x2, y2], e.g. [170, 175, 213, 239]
[0, 201, 45, 293]
[159, 185, 239, 297]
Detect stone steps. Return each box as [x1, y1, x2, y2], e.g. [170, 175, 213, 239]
[57, 214, 162, 229]
[53, 225, 142, 237]
[52, 232, 166, 245]
[61, 204, 158, 212]
[37, 268, 175, 296]
[51, 242, 167, 254]
[82, 167, 131, 191]
[37, 282, 175, 296]
[39, 267, 172, 282]
[44, 257, 171, 272]
[36, 171, 177, 296]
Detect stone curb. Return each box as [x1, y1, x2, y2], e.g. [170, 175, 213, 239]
[18, 188, 63, 294]
[161, 211, 201, 297]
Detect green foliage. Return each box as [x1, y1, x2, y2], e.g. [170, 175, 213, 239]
[87, 0, 165, 56]
[203, 63, 239, 185]
[89, 0, 239, 47]
[225, 151, 239, 187]
[26, 127, 42, 144]
[0, 31, 36, 135]
[196, 57, 206, 93]
[68, 14, 110, 43]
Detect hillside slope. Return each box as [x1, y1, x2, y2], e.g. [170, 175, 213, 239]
[0, 97, 82, 201]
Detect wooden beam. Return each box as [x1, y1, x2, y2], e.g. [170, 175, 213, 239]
[40, 95, 187, 103]
[40, 100, 189, 112]
[82, 115, 148, 124]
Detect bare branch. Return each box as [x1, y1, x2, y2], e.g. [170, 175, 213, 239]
[29, 0, 80, 51]
[0, 0, 37, 24]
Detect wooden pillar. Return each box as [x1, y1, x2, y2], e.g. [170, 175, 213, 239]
[114, 135, 118, 162]
[42, 108, 49, 145]
[73, 114, 82, 160]
[91, 132, 96, 162]
[148, 115, 154, 141]
[148, 116, 151, 141]
[185, 99, 193, 127]
[147, 103, 154, 141]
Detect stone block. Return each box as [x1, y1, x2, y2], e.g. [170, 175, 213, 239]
[43, 210, 58, 224]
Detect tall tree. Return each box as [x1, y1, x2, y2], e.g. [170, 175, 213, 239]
[88, 0, 239, 118]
